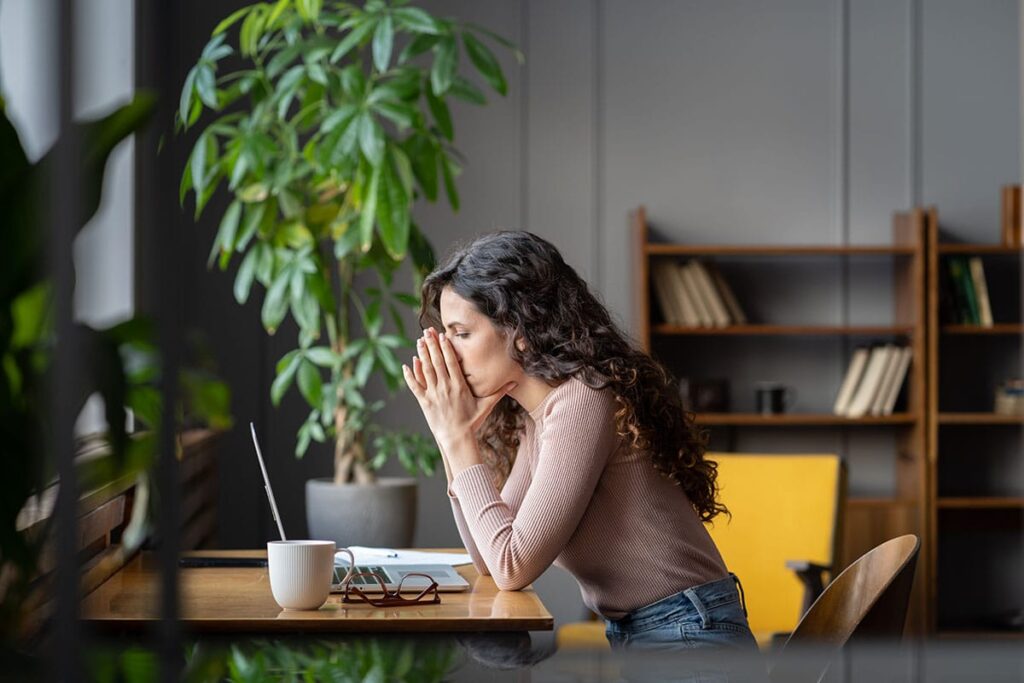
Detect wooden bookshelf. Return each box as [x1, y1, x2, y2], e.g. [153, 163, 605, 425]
[936, 497, 1024, 509]
[646, 244, 917, 256]
[695, 412, 916, 426]
[632, 205, 930, 634]
[654, 324, 915, 336]
[937, 412, 1024, 425]
[942, 323, 1024, 335]
[925, 209, 1024, 638]
[936, 243, 1023, 255]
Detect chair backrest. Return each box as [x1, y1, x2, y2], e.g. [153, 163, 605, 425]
[706, 453, 846, 638]
[782, 534, 920, 649]
[769, 535, 920, 683]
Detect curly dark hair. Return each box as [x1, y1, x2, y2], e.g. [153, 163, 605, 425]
[418, 231, 726, 522]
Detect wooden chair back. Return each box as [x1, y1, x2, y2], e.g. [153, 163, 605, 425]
[771, 535, 920, 682]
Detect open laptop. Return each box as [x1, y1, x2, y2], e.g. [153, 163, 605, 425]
[250, 423, 469, 593]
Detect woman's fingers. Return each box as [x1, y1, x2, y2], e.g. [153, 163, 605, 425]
[422, 328, 449, 385]
[402, 363, 424, 400]
[437, 332, 465, 386]
[417, 335, 438, 387]
[412, 356, 427, 387]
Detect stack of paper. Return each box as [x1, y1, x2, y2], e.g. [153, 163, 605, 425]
[334, 546, 473, 566]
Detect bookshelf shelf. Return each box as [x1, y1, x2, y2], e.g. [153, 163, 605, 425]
[936, 497, 1024, 509]
[654, 324, 915, 336]
[942, 323, 1024, 335]
[646, 244, 916, 256]
[937, 413, 1024, 425]
[695, 412, 916, 426]
[848, 497, 917, 508]
[936, 244, 1024, 255]
[633, 205, 930, 633]
[926, 208, 1024, 639]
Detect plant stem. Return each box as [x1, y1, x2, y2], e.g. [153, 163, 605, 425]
[331, 259, 372, 484]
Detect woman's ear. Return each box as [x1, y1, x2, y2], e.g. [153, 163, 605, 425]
[515, 337, 527, 352]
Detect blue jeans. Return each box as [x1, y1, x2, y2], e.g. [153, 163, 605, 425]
[604, 574, 765, 681]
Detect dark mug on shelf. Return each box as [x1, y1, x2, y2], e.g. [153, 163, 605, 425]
[755, 382, 795, 415]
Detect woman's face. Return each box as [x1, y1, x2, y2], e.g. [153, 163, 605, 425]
[438, 286, 523, 397]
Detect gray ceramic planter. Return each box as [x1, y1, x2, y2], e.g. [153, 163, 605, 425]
[305, 477, 417, 548]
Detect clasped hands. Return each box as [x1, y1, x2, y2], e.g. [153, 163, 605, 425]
[402, 327, 516, 476]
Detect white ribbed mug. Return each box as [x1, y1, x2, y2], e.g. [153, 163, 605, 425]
[267, 540, 336, 610]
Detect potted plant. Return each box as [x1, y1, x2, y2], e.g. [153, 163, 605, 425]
[177, 0, 520, 546]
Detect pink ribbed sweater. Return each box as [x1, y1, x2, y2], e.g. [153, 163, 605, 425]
[448, 376, 728, 619]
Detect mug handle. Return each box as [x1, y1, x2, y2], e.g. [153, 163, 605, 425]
[784, 387, 797, 411]
[335, 547, 356, 584]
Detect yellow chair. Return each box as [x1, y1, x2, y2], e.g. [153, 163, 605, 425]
[555, 453, 846, 651]
[709, 453, 847, 648]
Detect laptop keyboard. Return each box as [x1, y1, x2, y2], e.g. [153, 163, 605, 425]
[345, 566, 388, 585]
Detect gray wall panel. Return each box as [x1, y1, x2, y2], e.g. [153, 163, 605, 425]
[525, 0, 598, 282]
[922, 0, 1021, 239]
[848, 0, 913, 243]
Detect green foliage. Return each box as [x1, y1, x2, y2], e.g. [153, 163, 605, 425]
[81, 636, 461, 682]
[0, 94, 152, 642]
[0, 92, 232, 647]
[177, 0, 520, 477]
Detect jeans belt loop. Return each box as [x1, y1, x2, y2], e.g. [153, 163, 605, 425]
[730, 572, 749, 618]
[682, 585, 710, 628]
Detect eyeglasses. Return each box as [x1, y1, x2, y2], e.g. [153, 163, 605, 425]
[335, 548, 441, 608]
[341, 571, 441, 607]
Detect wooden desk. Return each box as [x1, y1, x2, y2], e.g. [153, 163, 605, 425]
[81, 549, 553, 633]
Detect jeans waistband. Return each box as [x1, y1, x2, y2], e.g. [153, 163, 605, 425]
[607, 573, 747, 633]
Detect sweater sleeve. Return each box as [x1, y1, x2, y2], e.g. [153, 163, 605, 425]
[448, 494, 491, 575]
[450, 383, 618, 591]
[447, 441, 533, 577]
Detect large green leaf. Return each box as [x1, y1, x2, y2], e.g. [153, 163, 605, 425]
[462, 32, 506, 95]
[296, 359, 323, 408]
[425, 85, 453, 140]
[371, 13, 394, 72]
[376, 155, 410, 259]
[330, 17, 375, 64]
[357, 112, 384, 166]
[430, 36, 457, 95]
[271, 350, 303, 405]
[393, 7, 440, 35]
[212, 6, 253, 36]
[359, 164, 381, 252]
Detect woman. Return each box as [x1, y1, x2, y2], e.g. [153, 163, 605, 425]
[402, 231, 758, 654]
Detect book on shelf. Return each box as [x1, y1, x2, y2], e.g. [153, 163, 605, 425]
[669, 263, 702, 326]
[967, 257, 994, 327]
[833, 346, 870, 416]
[948, 257, 980, 325]
[688, 260, 731, 327]
[650, 258, 749, 328]
[679, 262, 715, 326]
[651, 260, 683, 325]
[705, 261, 748, 324]
[938, 261, 961, 325]
[869, 346, 902, 416]
[844, 344, 897, 418]
[877, 346, 912, 416]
